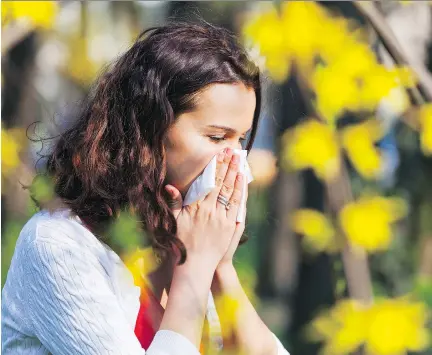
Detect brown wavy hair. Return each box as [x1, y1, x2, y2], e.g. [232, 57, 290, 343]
[43, 21, 262, 263]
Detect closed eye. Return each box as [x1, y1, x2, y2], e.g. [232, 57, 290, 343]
[208, 136, 247, 143]
[208, 136, 225, 143]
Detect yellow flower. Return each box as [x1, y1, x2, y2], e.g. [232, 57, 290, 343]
[310, 297, 430, 355]
[419, 104, 432, 155]
[312, 43, 412, 123]
[318, 20, 363, 64]
[2, 1, 57, 29]
[243, 8, 285, 58]
[243, 2, 336, 81]
[291, 209, 337, 252]
[264, 56, 292, 84]
[123, 247, 158, 288]
[309, 299, 369, 355]
[379, 87, 411, 118]
[236, 266, 259, 307]
[281, 120, 340, 181]
[63, 36, 102, 86]
[214, 293, 241, 339]
[312, 64, 361, 124]
[280, 2, 328, 69]
[365, 298, 430, 355]
[341, 120, 384, 179]
[247, 149, 277, 187]
[1, 128, 25, 178]
[327, 41, 377, 79]
[339, 196, 407, 252]
[242, 8, 288, 82]
[360, 67, 398, 111]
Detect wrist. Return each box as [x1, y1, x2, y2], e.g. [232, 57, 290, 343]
[215, 261, 236, 276]
[212, 262, 239, 293]
[175, 253, 218, 279]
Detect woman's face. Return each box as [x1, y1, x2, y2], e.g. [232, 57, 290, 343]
[164, 83, 256, 196]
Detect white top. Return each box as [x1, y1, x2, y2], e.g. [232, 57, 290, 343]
[1, 209, 289, 355]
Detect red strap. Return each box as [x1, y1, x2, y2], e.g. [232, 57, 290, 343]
[78, 216, 203, 352]
[134, 285, 157, 349]
[78, 216, 157, 349]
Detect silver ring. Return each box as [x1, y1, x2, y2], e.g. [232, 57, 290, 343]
[217, 195, 229, 206]
[217, 195, 231, 210]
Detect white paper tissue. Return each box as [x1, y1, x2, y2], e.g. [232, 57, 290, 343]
[183, 149, 253, 222]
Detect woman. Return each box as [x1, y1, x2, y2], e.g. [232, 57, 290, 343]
[2, 21, 289, 355]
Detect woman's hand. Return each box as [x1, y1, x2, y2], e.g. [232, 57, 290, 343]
[218, 188, 248, 269]
[164, 148, 244, 271]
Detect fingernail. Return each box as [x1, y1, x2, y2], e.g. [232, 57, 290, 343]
[225, 148, 232, 156]
[232, 154, 239, 163]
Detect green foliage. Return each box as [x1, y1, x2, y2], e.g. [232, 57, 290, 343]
[107, 210, 148, 254]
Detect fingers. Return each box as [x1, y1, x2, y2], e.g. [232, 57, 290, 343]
[207, 149, 239, 208]
[213, 148, 232, 191]
[226, 173, 243, 220]
[165, 185, 183, 218]
[216, 155, 240, 214]
[184, 198, 203, 215]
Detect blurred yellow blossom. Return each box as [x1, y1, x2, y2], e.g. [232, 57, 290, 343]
[264, 56, 291, 84]
[366, 297, 430, 355]
[280, 2, 330, 71]
[244, 2, 416, 122]
[63, 36, 102, 86]
[242, 7, 287, 81]
[214, 294, 241, 339]
[312, 51, 415, 123]
[360, 66, 412, 112]
[419, 104, 432, 155]
[281, 120, 340, 181]
[339, 196, 407, 252]
[312, 64, 361, 125]
[310, 297, 430, 355]
[247, 149, 277, 187]
[123, 247, 158, 289]
[341, 120, 384, 179]
[1, 1, 57, 29]
[236, 266, 259, 307]
[379, 87, 411, 118]
[1, 128, 25, 178]
[291, 209, 337, 252]
[309, 299, 369, 355]
[243, 2, 337, 80]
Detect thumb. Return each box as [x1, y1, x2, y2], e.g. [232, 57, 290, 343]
[165, 184, 183, 218]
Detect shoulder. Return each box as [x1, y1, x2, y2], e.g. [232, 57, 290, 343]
[10, 209, 112, 279]
[18, 209, 103, 251]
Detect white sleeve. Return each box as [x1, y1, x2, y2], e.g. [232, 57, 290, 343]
[22, 235, 200, 355]
[272, 333, 290, 355]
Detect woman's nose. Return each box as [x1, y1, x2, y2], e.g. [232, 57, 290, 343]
[224, 142, 242, 151]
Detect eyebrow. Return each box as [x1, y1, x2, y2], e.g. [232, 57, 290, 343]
[207, 125, 251, 136]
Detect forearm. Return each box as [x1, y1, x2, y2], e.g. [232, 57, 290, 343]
[212, 264, 278, 355]
[159, 257, 215, 349]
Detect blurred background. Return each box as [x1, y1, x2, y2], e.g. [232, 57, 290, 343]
[2, 2, 432, 355]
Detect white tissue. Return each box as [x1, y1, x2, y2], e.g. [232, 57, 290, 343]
[183, 149, 253, 223]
